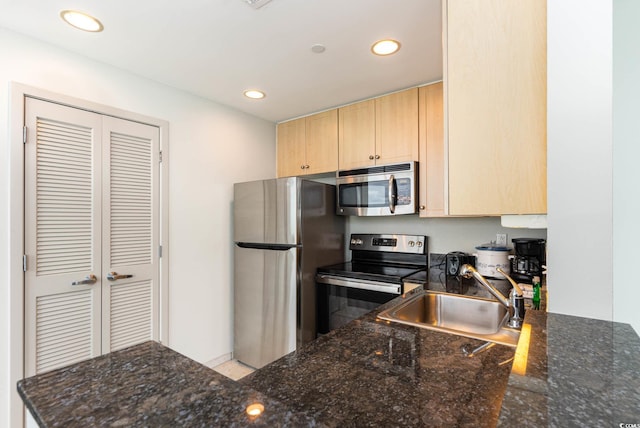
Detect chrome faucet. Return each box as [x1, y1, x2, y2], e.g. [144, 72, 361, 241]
[459, 264, 523, 329]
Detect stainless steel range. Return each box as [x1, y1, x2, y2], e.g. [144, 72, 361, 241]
[316, 234, 427, 334]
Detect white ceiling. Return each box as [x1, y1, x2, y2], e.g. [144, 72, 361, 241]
[0, 0, 442, 122]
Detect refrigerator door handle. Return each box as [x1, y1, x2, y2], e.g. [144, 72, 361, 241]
[236, 242, 298, 251]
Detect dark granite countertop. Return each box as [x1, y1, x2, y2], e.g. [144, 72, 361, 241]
[498, 309, 640, 427]
[498, 309, 548, 426]
[242, 298, 516, 427]
[18, 286, 640, 427]
[545, 313, 640, 426]
[17, 341, 316, 427]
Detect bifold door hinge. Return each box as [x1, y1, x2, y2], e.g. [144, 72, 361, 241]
[23, 255, 27, 272]
[23, 126, 27, 144]
[159, 150, 163, 163]
[158, 245, 163, 258]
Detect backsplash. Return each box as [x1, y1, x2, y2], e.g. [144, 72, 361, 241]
[346, 215, 547, 256]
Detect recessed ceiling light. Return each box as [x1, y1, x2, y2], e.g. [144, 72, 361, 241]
[243, 0, 272, 9]
[244, 89, 266, 99]
[60, 10, 104, 32]
[311, 44, 326, 54]
[371, 39, 400, 56]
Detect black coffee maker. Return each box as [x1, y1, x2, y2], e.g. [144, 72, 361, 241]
[510, 238, 546, 282]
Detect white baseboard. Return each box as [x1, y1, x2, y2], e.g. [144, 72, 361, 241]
[205, 352, 232, 369]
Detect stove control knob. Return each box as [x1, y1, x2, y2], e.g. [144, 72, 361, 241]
[356, 239, 363, 245]
[408, 241, 415, 247]
[416, 241, 423, 247]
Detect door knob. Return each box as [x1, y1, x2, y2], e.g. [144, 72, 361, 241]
[71, 274, 97, 286]
[107, 271, 133, 281]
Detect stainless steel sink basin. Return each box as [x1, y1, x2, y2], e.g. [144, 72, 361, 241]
[377, 290, 520, 347]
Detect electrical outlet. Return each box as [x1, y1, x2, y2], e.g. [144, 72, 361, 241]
[496, 233, 507, 246]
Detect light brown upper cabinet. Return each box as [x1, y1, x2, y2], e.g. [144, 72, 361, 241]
[338, 88, 419, 170]
[277, 116, 305, 178]
[277, 109, 338, 177]
[444, 0, 547, 215]
[418, 82, 445, 217]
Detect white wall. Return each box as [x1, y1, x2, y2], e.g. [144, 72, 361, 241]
[546, 1, 614, 321]
[0, 28, 276, 426]
[613, 0, 640, 333]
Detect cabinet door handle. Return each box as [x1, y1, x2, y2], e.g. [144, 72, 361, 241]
[107, 271, 133, 281]
[71, 274, 97, 286]
[375, 154, 380, 159]
[305, 165, 310, 169]
[369, 155, 374, 160]
[300, 165, 305, 169]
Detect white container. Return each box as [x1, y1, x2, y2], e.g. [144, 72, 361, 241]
[474, 244, 511, 278]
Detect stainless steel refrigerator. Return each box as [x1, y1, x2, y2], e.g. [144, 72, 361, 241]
[233, 177, 345, 369]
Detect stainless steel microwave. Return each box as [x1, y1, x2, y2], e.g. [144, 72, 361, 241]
[336, 162, 418, 216]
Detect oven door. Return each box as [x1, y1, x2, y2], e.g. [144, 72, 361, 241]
[316, 275, 400, 335]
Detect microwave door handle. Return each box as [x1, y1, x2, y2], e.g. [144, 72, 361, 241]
[389, 174, 396, 213]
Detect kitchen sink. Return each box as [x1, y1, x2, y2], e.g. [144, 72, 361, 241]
[377, 290, 520, 347]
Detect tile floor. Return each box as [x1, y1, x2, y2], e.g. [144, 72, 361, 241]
[212, 359, 255, 381]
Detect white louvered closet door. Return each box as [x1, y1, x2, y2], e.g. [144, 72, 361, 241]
[101, 116, 160, 353]
[24, 98, 103, 376]
[24, 99, 162, 377]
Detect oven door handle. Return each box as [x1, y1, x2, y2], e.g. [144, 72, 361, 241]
[389, 174, 396, 214]
[316, 274, 401, 294]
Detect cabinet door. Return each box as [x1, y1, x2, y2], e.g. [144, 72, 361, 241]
[418, 83, 446, 217]
[305, 109, 338, 175]
[375, 88, 419, 165]
[277, 118, 306, 177]
[338, 99, 376, 169]
[446, 0, 546, 215]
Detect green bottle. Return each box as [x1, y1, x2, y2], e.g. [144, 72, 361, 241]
[532, 275, 541, 310]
